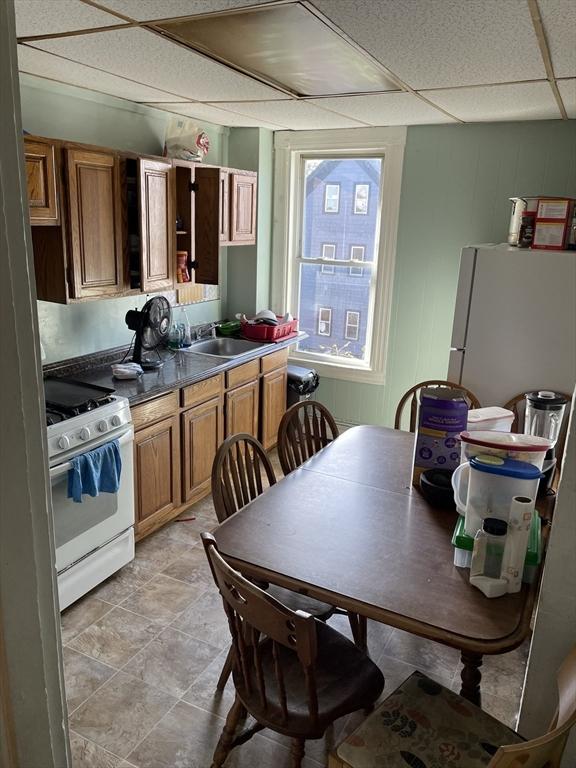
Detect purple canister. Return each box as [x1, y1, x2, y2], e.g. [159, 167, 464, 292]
[411, 388, 469, 486]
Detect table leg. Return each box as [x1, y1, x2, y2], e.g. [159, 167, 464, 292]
[460, 651, 483, 706]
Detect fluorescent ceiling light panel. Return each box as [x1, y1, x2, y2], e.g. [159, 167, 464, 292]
[156, 3, 401, 97]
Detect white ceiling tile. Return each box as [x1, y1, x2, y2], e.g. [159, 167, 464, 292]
[425, 82, 561, 122]
[306, 92, 454, 126]
[311, 0, 546, 89]
[19, 45, 189, 103]
[145, 101, 285, 129]
[538, 0, 576, 79]
[15, 0, 125, 38]
[207, 100, 366, 129]
[558, 79, 576, 119]
[32, 27, 290, 101]
[96, 0, 277, 22]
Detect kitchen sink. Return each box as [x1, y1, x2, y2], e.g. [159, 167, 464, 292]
[189, 337, 270, 358]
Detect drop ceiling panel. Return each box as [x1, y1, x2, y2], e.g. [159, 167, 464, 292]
[538, 0, 576, 79]
[426, 82, 560, 122]
[311, 0, 546, 89]
[209, 99, 366, 129]
[32, 27, 290, 102]
[558, 79, 576, 119]
[96, 0, 277, 22]
[15, 0, 125, 38]
[306, 93, 454, 126]
[19, 45, 188, 103]
[146, 101, 285, 129]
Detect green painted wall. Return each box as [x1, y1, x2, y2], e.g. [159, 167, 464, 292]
[225, 127, 274, 319]
[20, 75, 228, 364]
[315, 120, 576, 426]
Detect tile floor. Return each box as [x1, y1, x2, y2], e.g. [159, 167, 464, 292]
[62, 453, 530, 768]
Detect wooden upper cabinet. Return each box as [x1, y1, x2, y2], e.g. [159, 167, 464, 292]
[139, 158, 175, 293]
[219, 169, 230, 243]
[66, 148, 124, 299]
[229, 171, 257, 244]
[24, 138, 59, 225]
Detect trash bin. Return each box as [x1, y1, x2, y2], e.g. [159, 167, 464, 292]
[286, 364, 319, 408]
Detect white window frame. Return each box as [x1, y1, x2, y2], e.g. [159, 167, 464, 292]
[321, 243, 336, 274]
[354, 183, 369, 215]
[317, 307, 332, 336]
[349, 245, 365, 276]
[324, 183, 340, 213]
[272, 127, 406, 385]
[345, 310, 360, 341]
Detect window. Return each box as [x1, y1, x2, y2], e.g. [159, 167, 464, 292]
[354, 183, 369, 215]
[349, 245, 365, 276]
[317, 307, 332, 336]
[344, 311, 360, 341]
[272, 127, 405, 384]
[324, 183, 340, 213]
[321, 243, 336, 274]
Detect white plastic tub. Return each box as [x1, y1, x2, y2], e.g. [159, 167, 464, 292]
[459, 430, 551, 470]
[467, 407, 514, 432]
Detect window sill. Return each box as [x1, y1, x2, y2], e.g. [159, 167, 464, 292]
[288, 352, 385, 385]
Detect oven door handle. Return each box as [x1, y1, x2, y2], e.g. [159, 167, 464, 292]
[50, 430, 133, 480]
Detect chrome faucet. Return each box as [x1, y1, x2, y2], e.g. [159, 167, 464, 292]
[194, 322, 218, 341]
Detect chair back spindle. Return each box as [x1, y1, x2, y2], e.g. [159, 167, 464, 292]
[212, 433, 276, 523]
[278, 401, 339, 475]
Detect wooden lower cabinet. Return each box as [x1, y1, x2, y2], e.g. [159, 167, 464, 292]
[226, 380, 259, 438]
[182, 396, 223, 504]
[134, 414, 180, 537]
[260, 366, 287, 450]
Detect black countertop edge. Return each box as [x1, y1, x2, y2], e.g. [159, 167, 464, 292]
[43, 334, 306, 407]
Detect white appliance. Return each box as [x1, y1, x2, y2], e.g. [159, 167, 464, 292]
[448, 244, 576, 406]
[47, 395, 134, 610]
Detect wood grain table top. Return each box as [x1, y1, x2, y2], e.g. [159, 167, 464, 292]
[214, 426, 538, 654]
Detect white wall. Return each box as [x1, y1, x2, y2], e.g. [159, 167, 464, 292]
[518, 390, 576, 764]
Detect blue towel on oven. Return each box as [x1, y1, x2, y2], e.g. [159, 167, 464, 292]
[67, 439, 122, 503]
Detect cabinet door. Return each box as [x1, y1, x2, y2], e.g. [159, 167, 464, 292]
[134, 415, 180, 533]
[219, 169, 230, 243]
[229, 172, 257, 244]
[226, 380, 259, 439]
[260, 367, 287, 450]
[182, 396, 223, 503]
[66, 148, 124, 298]
[139, 158, 175, 292]
[25, 139, 59, 225]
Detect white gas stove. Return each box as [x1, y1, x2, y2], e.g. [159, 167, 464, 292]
[45, 378, 135, 610]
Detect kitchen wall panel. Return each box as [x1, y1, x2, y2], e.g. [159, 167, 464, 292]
[316, 119, 576, 425]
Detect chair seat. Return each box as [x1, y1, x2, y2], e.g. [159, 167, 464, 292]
[266, 583, 334, 619]
[235, 620, 384, 739]
[335, 670, 524, 767]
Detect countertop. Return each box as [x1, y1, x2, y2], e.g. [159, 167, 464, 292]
[57, 334, 304, 406]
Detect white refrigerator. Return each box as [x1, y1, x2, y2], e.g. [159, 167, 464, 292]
[448, 244, 576, 407]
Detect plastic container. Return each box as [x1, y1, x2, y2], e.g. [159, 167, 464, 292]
[459, 430, 551, 470]
[524, 391, 569, 447]
[466, 407, 514, 432]
[471, 517, 508, 579]
[452, 454, 542, 536]
[452, 512, 541, 583]
[241, 316, 298, 342]
[411, 388, 469, 486]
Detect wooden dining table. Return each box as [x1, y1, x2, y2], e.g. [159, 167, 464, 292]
[213, 425, 543, 705]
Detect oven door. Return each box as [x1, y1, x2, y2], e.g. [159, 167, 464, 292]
[50, 427, 134, 573]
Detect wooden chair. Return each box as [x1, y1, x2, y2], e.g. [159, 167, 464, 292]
[504, 391, 572, 475]
[202, 533, 385, 768]
[211, 433, 336, 691]
[276, 402, 368, 652]
[394, 379, 481, 432]
[277, 401, 339, 476]
[329, 647, 576, 768]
